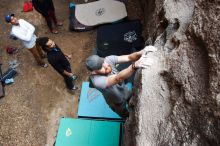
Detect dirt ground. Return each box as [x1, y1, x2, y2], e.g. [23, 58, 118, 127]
[0, 0, 142, 146]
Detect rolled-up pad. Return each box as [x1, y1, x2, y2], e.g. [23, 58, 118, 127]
[75, 0, 127, 26]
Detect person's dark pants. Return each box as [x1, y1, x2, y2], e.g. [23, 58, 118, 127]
[63, 75, 73, 90]
[44, 9, 58, 31]
[108, 101, 129, 118]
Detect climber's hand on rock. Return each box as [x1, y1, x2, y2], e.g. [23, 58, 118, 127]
[134, 54, 155, 69]
[141, 45, 158, 55]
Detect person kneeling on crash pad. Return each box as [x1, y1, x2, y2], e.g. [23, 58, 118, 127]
[36, 37, 78, 91]
[86, 46, 157, 118]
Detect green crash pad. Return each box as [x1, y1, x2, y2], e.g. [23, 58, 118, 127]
[55, 118, 122, 146]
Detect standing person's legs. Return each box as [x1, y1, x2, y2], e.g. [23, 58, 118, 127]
[44, 14, 57, 33]
[36, 44, 46, 58]
[34, 9, 56, 33]
[48, 9, 63, 26]
[28, 45, 47, 67]
[41, 12, 57, 33]
[44, 10, 62, 34]
[63, 75, 78, 90]
[48, 9, 57, 25]
[63, 75, 74, 89]
[43, 14, 52, 29]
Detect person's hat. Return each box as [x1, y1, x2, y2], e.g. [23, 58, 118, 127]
[5, 14, 14, 23]
[86, 55, 104, 71]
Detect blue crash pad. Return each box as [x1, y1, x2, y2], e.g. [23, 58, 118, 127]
[77, 82, 132, 120]
[55, 118, 122, 146]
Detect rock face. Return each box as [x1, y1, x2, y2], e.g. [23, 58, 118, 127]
[124, 0, 220, 146]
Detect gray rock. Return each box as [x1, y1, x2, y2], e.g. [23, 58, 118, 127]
[124, 0, 220, 145]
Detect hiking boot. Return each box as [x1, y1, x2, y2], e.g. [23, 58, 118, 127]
[70, 85, 78, 91]
[71, 75, 78, 80]
[40, 63, 48, 68]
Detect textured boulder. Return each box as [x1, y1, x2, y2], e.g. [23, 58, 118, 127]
[124, 0, 220, 146]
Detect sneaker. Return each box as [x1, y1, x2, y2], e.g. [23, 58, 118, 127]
[70, 85, 78, 91]
[71, 75, 78, 80]
[40, 63, 48, 68]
